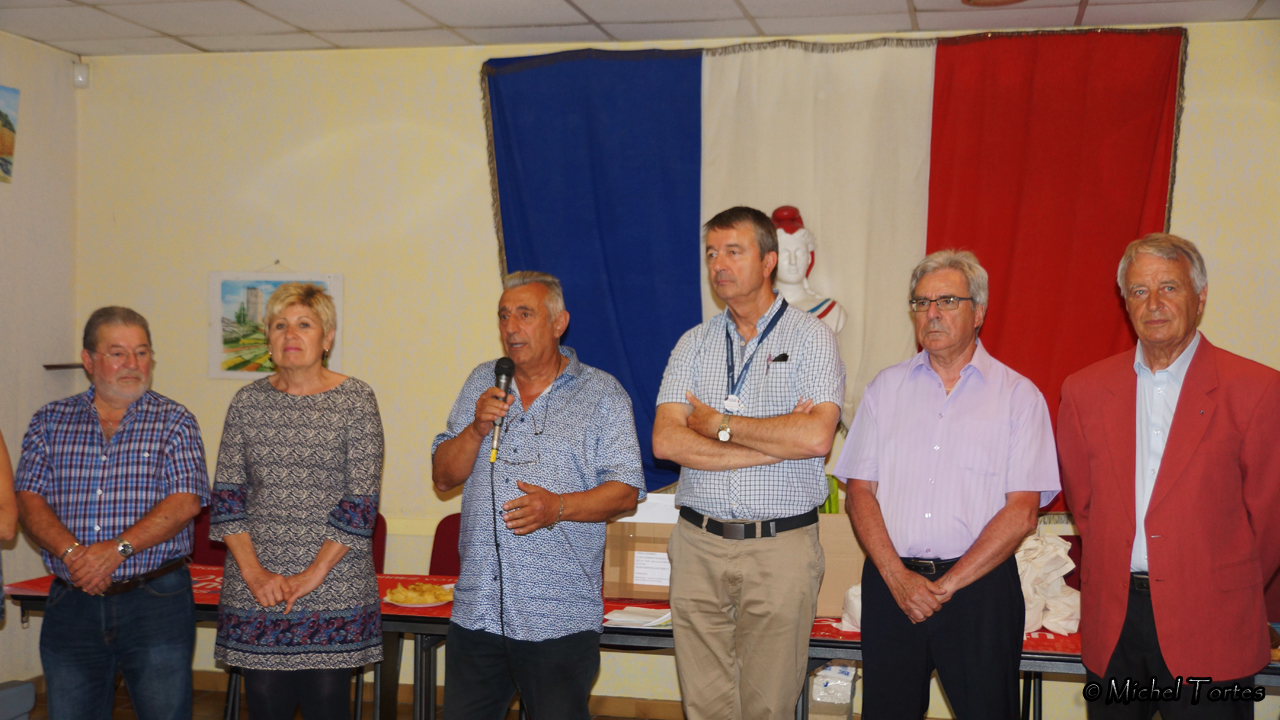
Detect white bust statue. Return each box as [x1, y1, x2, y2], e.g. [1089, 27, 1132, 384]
[772, 206, 847, 335]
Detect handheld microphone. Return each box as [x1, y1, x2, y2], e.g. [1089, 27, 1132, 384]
[489, 357, 515, 463]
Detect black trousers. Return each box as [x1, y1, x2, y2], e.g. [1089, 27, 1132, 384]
[1084, 582, 1255, 720]
[441, 622, 600, 720]
[242, 668, 354, 720]
[861, 555, 1024, 720]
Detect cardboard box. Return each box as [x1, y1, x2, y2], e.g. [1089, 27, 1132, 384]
[816, 512, 866, 618]
[603, 521, 675, 600]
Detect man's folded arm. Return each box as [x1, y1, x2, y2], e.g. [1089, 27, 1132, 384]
[652, 402, 782, 471]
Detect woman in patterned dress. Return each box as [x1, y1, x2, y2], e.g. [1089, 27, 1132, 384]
[210, 283, 383, 720]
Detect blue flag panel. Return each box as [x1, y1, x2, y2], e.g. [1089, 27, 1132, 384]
[485, 49, 704, 491]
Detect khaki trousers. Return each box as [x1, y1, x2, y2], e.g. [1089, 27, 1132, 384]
[668, 517, 825, 720]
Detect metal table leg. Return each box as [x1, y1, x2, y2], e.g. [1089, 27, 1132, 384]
[797, 657, 828, 720]
[1021, 671, 1031, 720]
[1033, 671, 1043, 720]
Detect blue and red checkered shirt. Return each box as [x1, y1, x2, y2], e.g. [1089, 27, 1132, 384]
[16, 387, 211, 582]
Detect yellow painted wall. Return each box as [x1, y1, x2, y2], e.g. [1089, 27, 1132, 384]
[19, 16, 1275, 712]
[0, 30, 77, 684]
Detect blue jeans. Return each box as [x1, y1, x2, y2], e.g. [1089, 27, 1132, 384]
[40, 565, 196, 720]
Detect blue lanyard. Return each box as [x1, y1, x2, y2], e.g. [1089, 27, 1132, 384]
[725, 299, 788, 402]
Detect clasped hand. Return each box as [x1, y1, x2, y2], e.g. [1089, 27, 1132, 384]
[684, 391, 815, 438]
[64, 541, 125, 595]
[887, 567, 956, 623]
[242, 565, 326, 614]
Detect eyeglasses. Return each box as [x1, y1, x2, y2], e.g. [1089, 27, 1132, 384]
[93, 349, 153, 364]
[909, 296, 973, 313]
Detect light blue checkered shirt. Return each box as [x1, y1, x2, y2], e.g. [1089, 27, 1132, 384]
[657, 294, 845, 520]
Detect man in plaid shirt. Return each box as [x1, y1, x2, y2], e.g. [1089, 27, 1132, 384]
[654, 206, 845, 720]
[16, 306, 209, 720]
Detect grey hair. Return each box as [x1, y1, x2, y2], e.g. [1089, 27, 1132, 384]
[1116, 233, 1208, 294]
[909, 249, 989, 310]
[503, 271, 566, 317]
[83, 306, 152, 351]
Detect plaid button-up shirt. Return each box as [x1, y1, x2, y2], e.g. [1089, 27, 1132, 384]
[16, 387, 211, 582]
[657, 294, 846, 520]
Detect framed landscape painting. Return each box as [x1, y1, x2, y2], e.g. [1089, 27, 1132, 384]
[208, 272, 344, 379]
[0, 84, 18, 183]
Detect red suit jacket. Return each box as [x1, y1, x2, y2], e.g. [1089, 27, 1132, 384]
[1058, 337, 1280, 680]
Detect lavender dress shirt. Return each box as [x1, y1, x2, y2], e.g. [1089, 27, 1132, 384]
[833, 342, 1060, 559]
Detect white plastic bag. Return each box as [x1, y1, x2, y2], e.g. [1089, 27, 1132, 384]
[811, 661, 858, 704]
[837, 583, 861, 632]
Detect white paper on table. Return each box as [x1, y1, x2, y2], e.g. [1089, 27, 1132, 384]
[633, 551, 671, 586]
[604, 606, 673, 628]
[611, 493, 679, 524]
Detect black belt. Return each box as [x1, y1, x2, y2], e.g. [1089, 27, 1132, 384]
[680, 506, 818, 540]
[1131, 572, 1151, 593]
[901, 557, 960, 575]
[56, 557, 188, 597]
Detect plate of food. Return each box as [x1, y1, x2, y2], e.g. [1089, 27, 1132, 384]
[384, 582, 455, 607]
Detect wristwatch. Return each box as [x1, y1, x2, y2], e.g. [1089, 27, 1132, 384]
[115, 537, 134, 558]
[717, 414, 732, 442]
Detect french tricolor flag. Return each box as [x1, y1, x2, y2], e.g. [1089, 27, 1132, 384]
[484, 30, 1183, 494]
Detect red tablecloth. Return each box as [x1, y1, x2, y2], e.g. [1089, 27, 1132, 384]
[5, 566, 1082, 655]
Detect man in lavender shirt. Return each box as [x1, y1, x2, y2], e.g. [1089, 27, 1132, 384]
[833, 250, 1060, 719]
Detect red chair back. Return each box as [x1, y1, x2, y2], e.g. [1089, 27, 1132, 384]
[191, 506, 228, 567]
[372, 513, 387, 574]
[429, 513, 462, 576]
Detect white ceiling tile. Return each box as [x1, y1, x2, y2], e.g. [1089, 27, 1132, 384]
[48, 36, 199, 53]
[0, 0, 74, 9]
[457, 24, 608, 44]
[185, 32, 334, 50]
[313, 28, 468, 47]
[1086, 0, 1211, 5]
[107, 1, 295, 36]
[79, 0, 222, 5]
[742, 0, 905, 18]
[1256, 0, 1280, 18]
[914, 0, 1077, 10]
[245, 0, 437, 32]
[916, 5, 1078, 29]
[403, 0, 583, 27]
[603, 19, 758, 41]
[572, 0, 742, 23]
[757, 13, 914, 35]
[0, 6, 158, 40]
[1083, 0, 1255, 23]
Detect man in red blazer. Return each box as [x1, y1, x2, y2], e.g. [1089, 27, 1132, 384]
[1059, 233, 1280, 719]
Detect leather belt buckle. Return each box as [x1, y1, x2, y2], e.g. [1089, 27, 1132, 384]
[909, 559, 937, 574]
[722, 523, 748, 540]
[1131, 573, 1151, 592]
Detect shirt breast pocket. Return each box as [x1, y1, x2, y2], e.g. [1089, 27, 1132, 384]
[760, 357, 797, 411]
[952, 419, 1007, 477]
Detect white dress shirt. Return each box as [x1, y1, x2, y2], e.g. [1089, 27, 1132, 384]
[1131, 331, 1201, 572]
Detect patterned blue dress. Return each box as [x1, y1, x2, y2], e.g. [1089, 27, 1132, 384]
[210, 377, 383, 670]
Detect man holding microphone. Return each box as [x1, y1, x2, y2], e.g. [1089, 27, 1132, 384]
[431, 271, 644, 719]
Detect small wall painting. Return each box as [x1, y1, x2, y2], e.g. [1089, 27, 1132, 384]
[208, 272, 344, 380]
[0, 84, 19, 183]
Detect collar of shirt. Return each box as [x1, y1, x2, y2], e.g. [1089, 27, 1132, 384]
[79, 384, 157, 425]
[1133, 331, 1201, 382]
[509, 345, 581, 405]
[721, 292, 786, 346]
[906, 339, 992, 390]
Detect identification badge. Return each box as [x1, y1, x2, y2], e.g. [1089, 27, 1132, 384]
[723, 395, 742, 413]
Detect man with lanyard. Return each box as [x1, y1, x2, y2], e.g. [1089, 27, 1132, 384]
[15, 306, 209, 720]
[653, 206, 845, 719]
[432, 271, 644, 720]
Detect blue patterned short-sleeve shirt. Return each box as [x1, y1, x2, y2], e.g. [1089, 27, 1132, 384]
[432, 346, 646, 642]
[15, 387, 211, 582]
